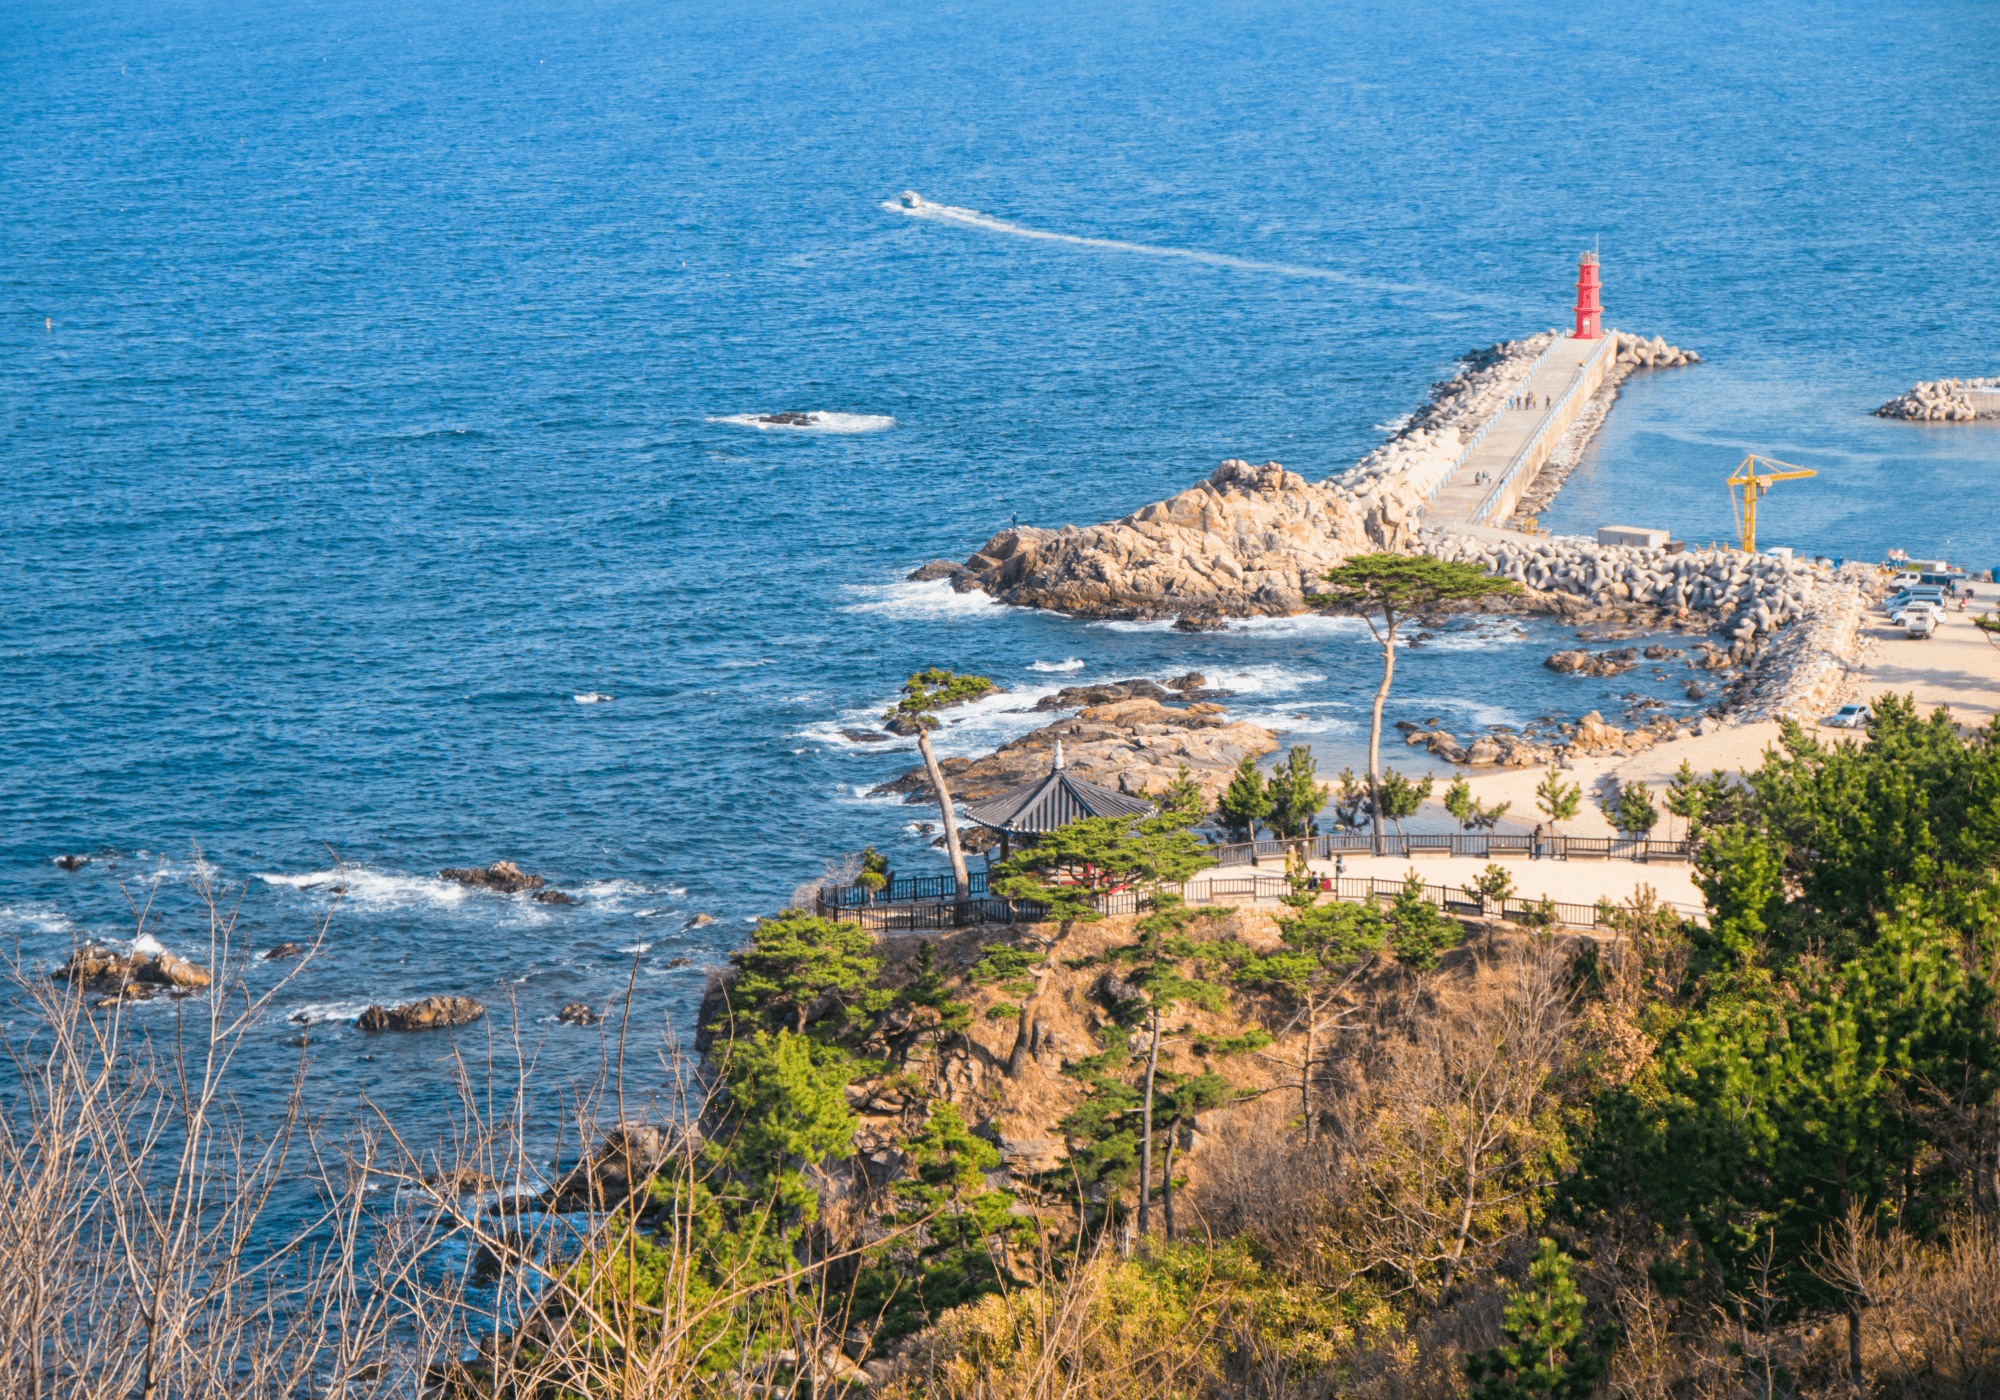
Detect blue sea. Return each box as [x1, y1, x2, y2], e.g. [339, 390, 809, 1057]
[5, 0, 1998, 1127]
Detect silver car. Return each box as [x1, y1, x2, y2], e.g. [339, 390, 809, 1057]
[1822, 704, 1871, 729]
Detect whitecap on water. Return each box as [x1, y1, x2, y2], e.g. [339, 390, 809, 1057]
[707, 411, 895, 434]
[840, 578, 1003, 620]
[574, 692, 615, 704]
[618, 942, 652, 955]
[1225, 613, 1376, 641]
[1028, 658, 1086, 672]
[287, 1001, 374, 1026]
[257, 867, 470, 913]
[1206, 664, 1328, 697]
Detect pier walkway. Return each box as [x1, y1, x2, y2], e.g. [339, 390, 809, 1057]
[1426, 333, 1618, 531]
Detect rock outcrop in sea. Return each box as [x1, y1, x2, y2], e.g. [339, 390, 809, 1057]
[1873, 377, 1998, 422]
[357, 995, 487, 1032]
[872, 695, 1280, 811]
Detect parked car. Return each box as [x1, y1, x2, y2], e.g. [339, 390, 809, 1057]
[1889, 590, 1947, 622]
[1822, 704, 1871, 729]
[1906, 604, 1939, 639]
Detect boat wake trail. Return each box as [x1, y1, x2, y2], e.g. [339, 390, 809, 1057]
[882, 192, 1511, 311]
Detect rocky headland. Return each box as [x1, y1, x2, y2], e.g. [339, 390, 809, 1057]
[1874, 377, 1999, 422]
[870, 693, 1281, 818]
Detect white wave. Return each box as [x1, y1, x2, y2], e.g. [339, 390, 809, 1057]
[1409, 619, 1535, 653]
[132, 852, 221, 884]
[287, 1001, 374, 1026]
[618, 943, 652, 954]
[1402, 695, 1524, 728]
[1240, 705, 1362, 738]
[574, 692, 615, 704]
[1088, 618, 1177, 633]
[707, 411, 895, 434]
[883, 192, 1517, 311]
[839, 577, 1004, 619]
[1028, 658, 1086, 672]
[634, 908, 663, 918]
[257, 867, 470, 913]
[126, 932, 167, 957]
[0, 904, 85, 939]
[1204, 664, 1328, 697]
[1224, 613, 1377, 641]
[1372, 414, 1414, 434]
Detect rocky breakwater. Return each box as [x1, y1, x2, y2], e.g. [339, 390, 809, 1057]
[1611, 331, 1699, 371]
[1429, 529, 1875, 725]
[930, 331, 1700, 625]
[1874, 378, 1999, 422]
[1716, 566, 1874, 723]
[1425, 531, 1824, 641]
[871, 693, 1280, 812]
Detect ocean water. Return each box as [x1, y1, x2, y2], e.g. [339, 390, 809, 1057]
[5, 0, 1999, 1137]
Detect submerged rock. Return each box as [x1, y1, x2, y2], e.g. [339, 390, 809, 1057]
[357, 995, 486, 1032]
[532, 889, 577, 905]
[557, 1001, 599, 1026]
[440, 861, 544, 894]
[53, 854, 89, 871]
[263, 942, 307, 961]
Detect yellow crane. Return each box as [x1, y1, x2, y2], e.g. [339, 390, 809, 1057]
[1727, 454, 1817, 553]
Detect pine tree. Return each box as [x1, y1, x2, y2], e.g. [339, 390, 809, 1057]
[1265, 745, 1331, 840]
[1307, 555, 1521, 854]
[1218, 754, 1272, 841]
[723, 909, 890, 1039]
[1663, 759, 1706, 844]
[1157, 762, 1207, 829]
[1386, 871, 1456, 994]
[1446, 774, 1513, 831]
[1536, 772, 1582, 838]
[1378, 770, 1434, 840]
[1464, 1238, 1618, 1400]
[1237, 875, 1383, 1141]
[885, 669, 996, 901]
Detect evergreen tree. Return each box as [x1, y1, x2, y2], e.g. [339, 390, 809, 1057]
[716, 1031, 857, 1227]
[1386, 871, 1457, 993]
[1307, 555, 1521, 853]
[1535, 772, 1582, 838]
[991, 814, 1215, 1078]
[1464, 1238, 1618, 1400]
[1600, 779, 1659, 839]
[1663, 759, 1706, 844]
[885, 668, 996, 900]
[1237, 874, 1384, 1141]
[1446, 774, 1513, 832]
[856, 1102, 1033, 1335]
[723, 909, 889, 1039]
[1157, 762, 1207, 829]
[1378, 770, 1434, 840]
[1265, 745, 1331, 840]
[1218, 754, 1272, 841]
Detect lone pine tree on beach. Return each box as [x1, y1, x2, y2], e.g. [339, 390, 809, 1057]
[1308, 555, 1520, 855]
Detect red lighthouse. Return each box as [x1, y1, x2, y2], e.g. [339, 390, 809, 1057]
[1573, 251, 1603, 339]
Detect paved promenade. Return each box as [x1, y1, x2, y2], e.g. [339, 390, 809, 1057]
[1427, 334, 1612, 531]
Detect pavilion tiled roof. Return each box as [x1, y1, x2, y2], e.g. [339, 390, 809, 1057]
[963, 743, 1157, 835]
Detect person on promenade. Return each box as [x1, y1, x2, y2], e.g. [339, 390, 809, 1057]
[1532, 822, 1545, 860]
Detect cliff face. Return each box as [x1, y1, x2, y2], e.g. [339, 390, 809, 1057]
[953, 459, 1372, 622]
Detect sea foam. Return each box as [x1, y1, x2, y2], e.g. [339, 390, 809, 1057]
[708, 412, 894, 434]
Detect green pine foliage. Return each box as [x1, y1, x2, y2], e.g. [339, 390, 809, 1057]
[1535, 772, 1582, 835]
[1157, 762, 1208, 829]
[1386, 871, 1457, 974]
[1445, 774, 1513, 831]
[1378, 770, 1433, 837]
[1265, 745, 1331, 839]
[1464, 1239, 1618, 1400]
[722, 909, 890, 1038]
[1219, 754, 1273, 841]
[883, 668, 996, 730]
